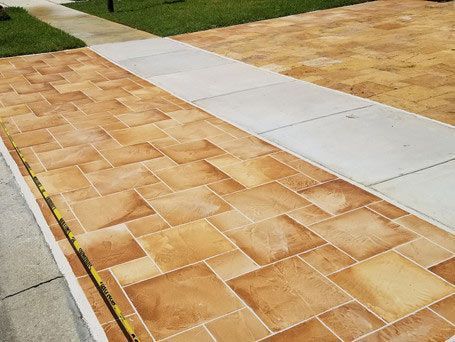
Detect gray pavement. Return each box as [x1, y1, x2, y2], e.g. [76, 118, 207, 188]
[91, 37, 455, 231]
[0, 155, 95, 342]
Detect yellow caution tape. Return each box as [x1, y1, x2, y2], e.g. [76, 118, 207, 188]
[0, 118, 139, 342]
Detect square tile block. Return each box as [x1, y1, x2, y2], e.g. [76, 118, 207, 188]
[38, 166, 90, 195]
[110, 123, 168, 145]
[156, 160, 228, 191]
[71, 190, 155, 230]
[161, 139, 225, 164]
[221, 156, 297, 187]
[311, 208, 416, 260]
[124, 263, 242, 339]
[300, 244, 355, 275]
[265, 318, 338, 341]
[206, 250, 258, 280]
[227, 215, 325, 265]
[100, 142, 162, 166]
[87, 163, 159, 195]
[150, 186, 231, 226]
[224, 182, 310, 221]
[229, 257, 349, 331]
[139, 220, 235, 271]
[299, 179, 379, 215]
[330, 252, 453, 322]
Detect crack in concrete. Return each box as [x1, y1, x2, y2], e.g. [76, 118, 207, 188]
[1, 275, 63, 301]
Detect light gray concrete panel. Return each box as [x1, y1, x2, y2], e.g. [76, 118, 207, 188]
[261, 105, 455, 186]
[0, 278, 93, 342]
[195, 81, 371, 133]
[374, 161, 455, 230]
[0, 159, 61, 298]
[120, 48, 233, 77]
[149, 62, 289, 101]
[91, 38, 187, 61]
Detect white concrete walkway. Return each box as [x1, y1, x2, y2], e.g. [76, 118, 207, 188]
[91, 38, 455, 231]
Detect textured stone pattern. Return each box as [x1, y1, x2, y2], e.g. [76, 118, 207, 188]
[0, 48, 453, 341]
[176, 0, 455, 125]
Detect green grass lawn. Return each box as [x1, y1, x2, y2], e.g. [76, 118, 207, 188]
[0, 7, 85, 58]
[66, 0, 370, 37]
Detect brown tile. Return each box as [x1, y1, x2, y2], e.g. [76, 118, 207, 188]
[165, 326, 213, 342]
[157, 160, 228, 191]
[396, 215, 455, 253]
[103, 314, 152, 342]
[71, 190, 154, 230]
[11, 129, 54, 148]
[206, 250, 258, 280]
[287, 204, 332, 225]
[161, 139, 225, 164]
[166, 108, 211, 124]
[429, 295, 455, 324]
[37, 194, 75, 225]
[229, 257, 349, 331]
[428, 257, 454, 284]
[330, 251, 453, 322]
[139, 220, 234, 271]
[49, 219, 84, 241]
[311, 208, 416, 260]
[126, 214, 170, 237]
[0, 104, 32, 118]
[265, 318, 338, 341]
[78, 270, 135, 324]
[100, 142, 162, 166]
[224, 182, 310, 221]
[300, 244, 355, 275]
[38, 166, 90, 195]
[221, 156, 297, 187]
[228, 215, 325, 265]
[206, 154, 241, 168]
[208, 178, 245, 196]
[360, 309, 454, 341]
[62, 186, 99, 204]
[222, 136, 277, 160]
[207, 210, 251, 232]
[111, 257, 160, 286]
[60, 225, 146, 277]
[207, 308, 269, 341]
[54, 127, 111, 147]
[37, 145, 102, 171]
[319, 302, 384, 340]
[117, 109, 169, 127]
[124, 263, 242, 339]
[300, 179, 379, 215]
[136, 182, 172, 201]
[79, 159, 111, 173]
[150, 186, 231, 226]
[278, 173, 318, 191]
[14, 114, 66, 132]
[396, 238, 452, 268]
[288, 159, 337, 182]
[110, 123, 167, 145]
[87, 163, 159, 195]
[164, 121, 224, 143]
[367, 201, 407, 219]
[142, 155, 177, 172]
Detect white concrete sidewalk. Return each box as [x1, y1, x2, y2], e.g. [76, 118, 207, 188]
[91, 38, 455, 231]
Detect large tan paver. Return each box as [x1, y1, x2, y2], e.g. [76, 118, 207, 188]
[1, 0, 154, 45]
[0, 49, 454, 341]
[175, 0, 454, 125]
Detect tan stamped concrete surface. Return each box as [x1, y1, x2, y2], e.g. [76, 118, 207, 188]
[0, 48, 454, 341]
[175, 0, 455, 125]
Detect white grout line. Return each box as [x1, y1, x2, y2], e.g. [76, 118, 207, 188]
[0, 137, 108, 341]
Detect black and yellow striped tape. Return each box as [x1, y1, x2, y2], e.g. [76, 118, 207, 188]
[0, 118, 139, 342]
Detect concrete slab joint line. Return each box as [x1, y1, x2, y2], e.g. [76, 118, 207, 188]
[90, 37, 455, 231]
